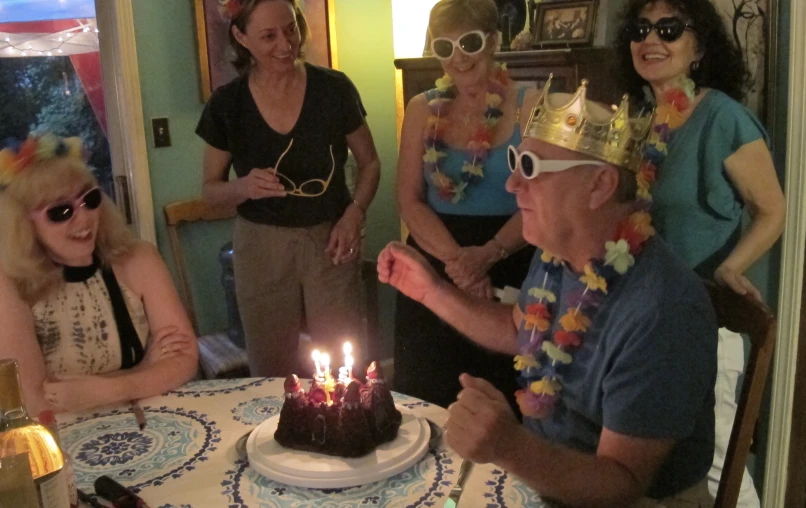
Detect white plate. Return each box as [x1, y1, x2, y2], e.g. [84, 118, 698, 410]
[246, 405, 429, 488]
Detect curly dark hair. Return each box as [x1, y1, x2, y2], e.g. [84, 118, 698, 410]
[613, 0, 749, 102]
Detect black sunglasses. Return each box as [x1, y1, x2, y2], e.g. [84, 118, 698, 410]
[626, 17, 694, 43]
[38, 187, 103, 224]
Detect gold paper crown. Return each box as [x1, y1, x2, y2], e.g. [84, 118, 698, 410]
[524, 75, 654, 172]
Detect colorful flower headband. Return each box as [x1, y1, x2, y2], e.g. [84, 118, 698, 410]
[218, 0, 243, 20]
[0, 134, 84, 188]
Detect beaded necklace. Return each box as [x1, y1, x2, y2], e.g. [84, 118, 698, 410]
[512, 78, 695, 418]
[423, 63, 509, 203]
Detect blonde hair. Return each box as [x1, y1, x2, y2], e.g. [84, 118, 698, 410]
[429, 0, 499, 36]
[229, 0, 311, 75]
[0, 157, 135, 303]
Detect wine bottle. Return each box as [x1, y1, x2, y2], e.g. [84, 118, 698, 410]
[0, 438, 39, 508]
[0, 359, 69, 508]
[39, 410, 78, 508]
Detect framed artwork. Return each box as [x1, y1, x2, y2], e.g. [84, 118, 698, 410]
[193, 0, 334, 102]
[533, 0, 598, 48]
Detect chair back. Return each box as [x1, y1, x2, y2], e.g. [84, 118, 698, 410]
[163, 199, 236, 333]
[705, 280, 776, 508]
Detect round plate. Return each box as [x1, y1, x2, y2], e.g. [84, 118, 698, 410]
[246, 406, 429, 489]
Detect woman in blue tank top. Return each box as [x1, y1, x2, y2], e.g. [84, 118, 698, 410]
[614, 1, 785, 505]
[394, 0, 540, 409]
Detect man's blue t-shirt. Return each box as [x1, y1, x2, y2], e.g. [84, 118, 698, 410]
[515, 237, 717, 499]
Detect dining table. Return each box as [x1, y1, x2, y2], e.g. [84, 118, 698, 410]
[57, 377, 549, 507]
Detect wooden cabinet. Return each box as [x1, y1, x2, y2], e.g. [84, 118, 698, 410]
[394, 47, 622, 107]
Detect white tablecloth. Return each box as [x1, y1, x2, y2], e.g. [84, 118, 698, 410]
[57, 378, 547, 507]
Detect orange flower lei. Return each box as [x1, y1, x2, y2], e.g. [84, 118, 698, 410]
[423, 63, 509, 203]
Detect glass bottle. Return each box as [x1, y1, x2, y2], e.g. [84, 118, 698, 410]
[0, 359, 69, 508]
[39, 410, 77, 508]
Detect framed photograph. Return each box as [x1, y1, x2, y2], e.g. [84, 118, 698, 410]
[193, 0, 334, 101]
[533, 0, 598, 48]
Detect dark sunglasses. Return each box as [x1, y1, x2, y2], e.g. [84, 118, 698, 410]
[626, 17, 694, 43]
[431, 30, 489, 60]
[34, 187, 103, 224]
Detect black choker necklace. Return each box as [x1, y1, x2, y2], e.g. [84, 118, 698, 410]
[63, 256, 99, 283]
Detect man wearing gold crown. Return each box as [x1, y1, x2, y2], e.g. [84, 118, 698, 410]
[378, 78, 717, 507]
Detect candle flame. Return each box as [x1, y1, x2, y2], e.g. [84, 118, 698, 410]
[322, 353, 331, 371]
[312, 350, 321, 361]
[343, 342, 353, 355]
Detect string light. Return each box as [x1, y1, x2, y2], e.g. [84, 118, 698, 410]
[0, 25, 99, 57]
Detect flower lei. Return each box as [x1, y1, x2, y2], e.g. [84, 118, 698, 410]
[423, 63, 509, 203]
[0, 134, 84, 188]
[636, 76, 696, 210]
[512, 78, 695, 419]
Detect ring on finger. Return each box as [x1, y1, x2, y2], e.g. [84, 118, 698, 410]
[47, 393, 58, 405]
[161, 346, 168, 354]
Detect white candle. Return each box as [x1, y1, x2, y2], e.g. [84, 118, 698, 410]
[312, 350, 322, 378]
[343, 342, 354, 379]
[322, 353, 331, 378]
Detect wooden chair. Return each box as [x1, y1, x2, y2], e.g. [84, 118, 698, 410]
[164, 198, 249, 379]
[705, 280, 777, 508]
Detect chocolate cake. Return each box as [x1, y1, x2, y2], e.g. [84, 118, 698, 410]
[274, 362, 403, 458]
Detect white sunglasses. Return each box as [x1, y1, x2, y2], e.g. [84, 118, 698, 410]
[431, 30, 489, 60]
[507, 146, 605, 179]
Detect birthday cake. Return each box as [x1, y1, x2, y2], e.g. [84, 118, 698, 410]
[274, 361, 403, 458]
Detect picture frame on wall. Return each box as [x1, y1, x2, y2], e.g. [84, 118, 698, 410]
[532, 0, 598, 48]
[193, 0, 334, 102]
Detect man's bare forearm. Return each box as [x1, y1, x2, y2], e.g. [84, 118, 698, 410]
[422, 280, 519, 355]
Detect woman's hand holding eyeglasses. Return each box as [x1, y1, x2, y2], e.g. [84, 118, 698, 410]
[326, 204, 363, 265]
[237, 168, 288, 201]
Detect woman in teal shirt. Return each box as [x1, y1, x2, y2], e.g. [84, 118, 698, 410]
[614, 0, 785, 506]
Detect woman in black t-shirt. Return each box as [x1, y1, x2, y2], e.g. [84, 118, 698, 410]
[196, 0, 380, 377]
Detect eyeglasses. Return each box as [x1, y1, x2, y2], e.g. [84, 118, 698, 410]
[626, 17, 694, 43]
[273, 139, 335, 198]
[32, 187, 103, 224]
[507, 146, 605, 180]
[431, 30, 489, 60]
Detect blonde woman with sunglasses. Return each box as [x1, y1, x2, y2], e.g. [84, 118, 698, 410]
[614, 1, 785, 506]
[0, 134, 198, 415]
[394, 0, 541, 410]
[196, 0, 380, 377]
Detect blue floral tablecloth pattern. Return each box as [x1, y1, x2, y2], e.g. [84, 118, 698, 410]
[57, 378, 542, 507]
[171, 378, 270, 398]
[221, 449, 457, 508]
[231, 396, 284, 426]
[60, 406, 220, 492]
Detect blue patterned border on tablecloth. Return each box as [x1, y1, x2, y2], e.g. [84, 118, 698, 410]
[59, 406, 221, 493]
[484, 468, 550, 508]
[169, 378, 271, 398]
[231, 396, 284, 426]
[221, 448, 456, 508]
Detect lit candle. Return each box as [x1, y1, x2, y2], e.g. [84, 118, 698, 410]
[343, 342, 354, 379]
[312, 350, 322, 379]
[322, 353, 331, 380]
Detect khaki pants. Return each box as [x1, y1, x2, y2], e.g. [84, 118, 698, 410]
[633, 479, 713, 508]
[232, 218, 360, 377]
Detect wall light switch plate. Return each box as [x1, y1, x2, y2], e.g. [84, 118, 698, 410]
[152, 117, 171, 148]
